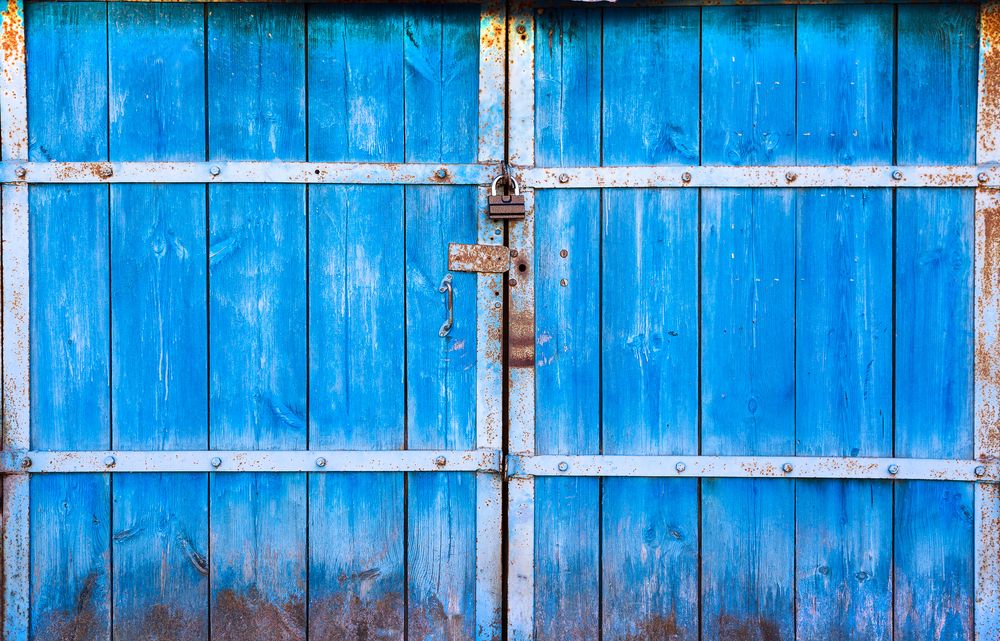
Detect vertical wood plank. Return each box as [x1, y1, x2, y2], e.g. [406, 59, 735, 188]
[306, 7, 405, 641]
[532, 9, 601, 641]
[108, 5, 209, 640]
[795, 7, 894, 641]
[25, 4, 111, 641]
[208, 6, 307, 641]
[699, 9, 796, 641]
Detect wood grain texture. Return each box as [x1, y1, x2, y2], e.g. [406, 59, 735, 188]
[795, 7, 893, 641]
[26, 5, 111, 641]
[107, 5, 209, 640]
[532, 10, 602, 641]
[895, 7, 978, 641]
[208, 7, 307, 641]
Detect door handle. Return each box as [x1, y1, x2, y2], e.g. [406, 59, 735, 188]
[438, 273, 454, 337]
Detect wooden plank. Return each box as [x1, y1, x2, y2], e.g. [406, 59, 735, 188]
[207, 6, 307, 641]
[795, 7, 894, 641]
[306, 7, 405, 640]
[25, 4, 111, 641]
[895, 6, 978, 641]
[532, 9, 601, 641]
[699, 9, 796, 641]
[107, 5, 209, 640]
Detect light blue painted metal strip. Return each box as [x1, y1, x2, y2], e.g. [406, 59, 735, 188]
[1, 1, 29, 640]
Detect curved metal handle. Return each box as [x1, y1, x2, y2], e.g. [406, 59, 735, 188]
[438, 274, 454, 337]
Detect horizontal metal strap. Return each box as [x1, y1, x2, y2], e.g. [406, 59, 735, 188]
[519, 164, 1000, 188]
[1, 161, 496, 185]
[507, 454, 999, 482]
[0, 448, 502, 474]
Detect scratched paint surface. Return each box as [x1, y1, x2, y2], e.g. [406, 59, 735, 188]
[23, 3, 486, 641]
[530, 5, 980, 641]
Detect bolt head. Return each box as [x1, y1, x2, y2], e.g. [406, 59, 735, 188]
[675, 461, 686, 473]
[104, 455, 116, 468]
[979, 172, 990, 184]
[510, 249, 519, 258]
[211, 456, 222, 468]
[782, 462, 793, 473]
[516, 24, 526, 34]
[560, 278, 568, 287]
[785, 172, 797, 182]
[558, 461, 569, 472]
[316, 457, 327, 468]
[434, 455, 447, 467]
[509, 278, 517, 287]
[560, 249, 568, 258]
[435, 168, 448, 179]
[20, 456, 31, 469]
[681, 171, 692, 183]
[558, 173, 570, 184]
[887, 463, 899, 475]
[14, 166, 26, 179]
[99, 164, 114, 179]
[210, 165, 221, 176]
[892, 170, 903, 181]
[975, 465, 986, 477]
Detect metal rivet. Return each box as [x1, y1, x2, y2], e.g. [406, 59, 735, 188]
[785, 171, 797, 183]
[887, 463, 899, 475]
[211, 456, 222, 468]
[99, 164, 114, 179]
[560, 278, 568, 287]
[782, 462, 793, 473]
[560, 249, 568, 258]
[675, 462, 686, 473]
[891, 170, 903, 181]
[104, 455, 116, 468]
[681, 171, 692, 183]
[516, 24, 526, 34]
[979, 172, 990, 184]
[509, 279, 517, 287]
[510, 249, 519, 258]
[558, 461, 569, 472]
[20, 456, 31, 469]
[494, 301, 502, 309]
[316, 457, 327, 468]
[495, 228, 503, 235]
[435, 168, 448, 179]
[435, 455, 447, 467]
[975, 465, 986, 477]
[210, 165, 221, 176]
[14, 165, 26, 179]
[558, 173, 570, 184]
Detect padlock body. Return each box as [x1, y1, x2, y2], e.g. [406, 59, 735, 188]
[488, 194, 526, 220]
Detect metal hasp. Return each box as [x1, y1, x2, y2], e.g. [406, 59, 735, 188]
[448, 242, 511, 273]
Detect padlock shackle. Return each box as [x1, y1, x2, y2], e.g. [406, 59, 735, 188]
[490, 174, 520, 196]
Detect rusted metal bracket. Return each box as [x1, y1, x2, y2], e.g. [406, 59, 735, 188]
[448, 242, 511, 273]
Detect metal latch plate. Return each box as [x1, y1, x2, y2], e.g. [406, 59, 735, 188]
[448, 243, 510, 273]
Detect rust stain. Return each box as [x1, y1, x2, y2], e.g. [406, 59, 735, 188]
[712, 614, 783, 641]
[622, 613, 685, 641]
[0, 0, 23, 69]
[983, 5, 1000, 159]
[31, 572, 105, 641]
[310, 591, 403, 641]
[978, 192, 1000, 459]
[508, 308, 534, 369]
[408, 597, 467, 641]
[117, 604, 205, 641]
[213, 589, 305, 641]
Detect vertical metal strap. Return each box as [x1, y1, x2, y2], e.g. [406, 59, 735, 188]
[476, 2, 507, 640]
[976, 5, 1000, 641]
[1, 1, 30, 640]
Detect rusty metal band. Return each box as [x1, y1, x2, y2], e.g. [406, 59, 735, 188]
[0, 448, 503, 474]
[976, 5, 1000, 641]
[1, 1, 30, 640]
[506, 454, 998, 483]
[475, 3, 506, 641]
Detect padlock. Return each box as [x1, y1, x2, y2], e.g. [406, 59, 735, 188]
[488, 175, 525, 220]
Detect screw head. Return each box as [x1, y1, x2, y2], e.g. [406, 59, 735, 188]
[782, 462, 793, 473]
[975, 465, 987, 477]
[104, 455, 116, 468]
[434, 455, 447, 467]
[785, 171, 798, 183]
[558, 173, 570, 184]
[315, 457, 327, 468]
[210, 165, 222, 177]
[509, 278, 517, 287]
[979, 172, 990, 184]
[887, 463, 899, 475]
[435, 168, 448, 179]
[99, 164, 114, 179]
[14, 166, 26, 179]
[516, 24, 526, 34]
[560, 249, 568, 258]
[20, 456, 31, 469]
[211, 456, 222, 468]
[510, 249, 519, 258]
[681, 171, 692, 183]
[675, 461, 686, 473]
[558, 461, 569, 472]
[560, 279, 568, 287]
[891, 170, 903, 181]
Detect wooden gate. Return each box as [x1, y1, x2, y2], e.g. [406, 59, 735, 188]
[2, 1, 1000, 641]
